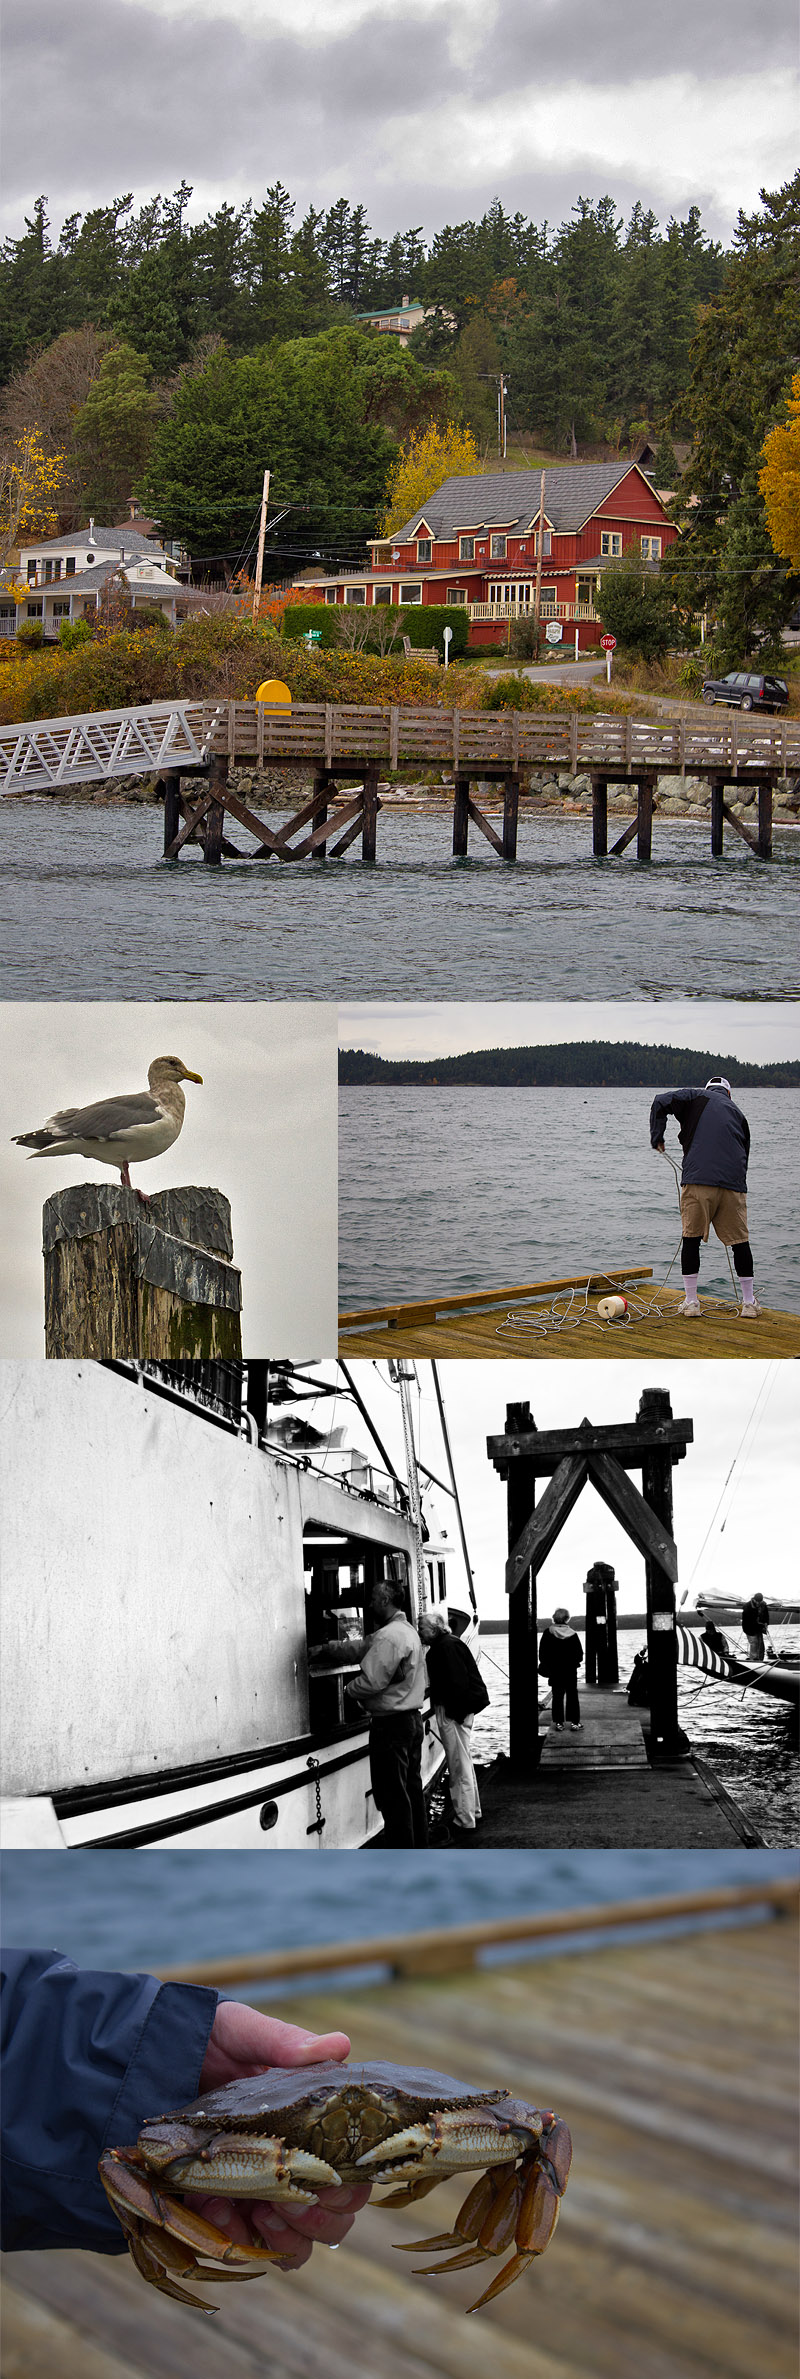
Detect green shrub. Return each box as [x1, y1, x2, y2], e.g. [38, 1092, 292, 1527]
[507, 615, 542, 662]
[131, 603, 173, 634]
[15, 620, 46, 651]
[57, 618, 93, 650]
[282, 601, 470, 661]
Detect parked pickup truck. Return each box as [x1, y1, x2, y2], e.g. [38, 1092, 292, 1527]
[701, 669, 788, 713]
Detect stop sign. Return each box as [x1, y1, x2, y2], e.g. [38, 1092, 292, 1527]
[600, 634, 617, 650]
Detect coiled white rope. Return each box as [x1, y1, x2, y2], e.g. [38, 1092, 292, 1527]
[494, 1144, 756, 1340]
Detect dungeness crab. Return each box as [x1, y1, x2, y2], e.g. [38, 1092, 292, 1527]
[99, 2060, 571, 2315]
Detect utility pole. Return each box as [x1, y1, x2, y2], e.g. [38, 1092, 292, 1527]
[532, 468, 546, 645]
[497, 373, 508, 467]
[252, 469, 270, 625]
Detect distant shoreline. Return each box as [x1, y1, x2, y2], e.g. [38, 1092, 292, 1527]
[339, 1043, 800, 1089]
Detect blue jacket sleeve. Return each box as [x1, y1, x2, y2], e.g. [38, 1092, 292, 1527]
[1, 1947, 219, 2254]
[649, 1089, 689, 1146]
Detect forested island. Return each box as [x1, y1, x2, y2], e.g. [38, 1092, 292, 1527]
[339, 1043, 800, 1087]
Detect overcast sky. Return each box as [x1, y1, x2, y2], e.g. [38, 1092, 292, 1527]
[339, 1001, 800, 1065]
[1, 1003, 337, 1355]
[313, 1357, 798, 1618]
[2, 0, 797, 249]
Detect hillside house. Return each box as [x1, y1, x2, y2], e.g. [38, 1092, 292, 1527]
[294, 462, 678, 648]
[355, 295, 453, 340]
[5, 523, 184, 639]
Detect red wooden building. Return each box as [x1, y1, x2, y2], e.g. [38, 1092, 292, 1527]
[294, 462, 677, 648]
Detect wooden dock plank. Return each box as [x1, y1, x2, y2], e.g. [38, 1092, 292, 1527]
[339, 1282, 800, 1358]
[538, 1685, 648, 1768]
[4, 1919, 797, 2379]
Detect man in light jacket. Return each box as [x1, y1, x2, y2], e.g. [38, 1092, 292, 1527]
[649, 1076, 760, 1319]
[345, 1579, 429, 1848]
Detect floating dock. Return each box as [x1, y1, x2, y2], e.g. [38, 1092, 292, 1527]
[339, 1268, 800, 1357]
[4, 1883, 797, 2379]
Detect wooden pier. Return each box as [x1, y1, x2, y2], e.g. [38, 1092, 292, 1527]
[477, 1687, 763, 1846]
[4, 1886, 797, 2379]
[339, 1269, 800, 1358]
[1, 697, 796, 860]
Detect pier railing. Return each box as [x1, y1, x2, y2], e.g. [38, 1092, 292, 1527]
[1, 697, 797, 794]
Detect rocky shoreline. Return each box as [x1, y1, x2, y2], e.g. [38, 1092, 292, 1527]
[19, 759, 800, 825]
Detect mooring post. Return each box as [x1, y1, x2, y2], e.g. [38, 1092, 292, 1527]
[203, 753, 228, 865]
[504, 1401, 541, 1773]
[638, 1387, 680, 1752]
[502, 773, 519, 861]
[591, 774, 608, 856]
[710, 775, 725, 856]
[452, 774, 470, 856]
[758, 777, 773, 859]
[162, 772, 182, 857]
[361, 764, 379, 862]
[42, 1185, 242, 1359]
[637, 773, 654, 861]
[584, 1560, 619, 1687]
[312, 767, 328, 860]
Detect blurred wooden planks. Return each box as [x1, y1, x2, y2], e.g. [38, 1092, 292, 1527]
[3, 1912, 797, 2379]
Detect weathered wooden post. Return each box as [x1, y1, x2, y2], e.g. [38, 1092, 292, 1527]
[203, 753, 228, 865]
[583, 1560, 619, 1686]
[312, 768, 328, 860]
[502, 1401, 540, 1773]
[42, 1185, 242, 1359]
[361, 764, 379, 862]
[710, 775, 725, 856]
[502, 773, 519, 860]
[638, 1387, 680, 1752]
[591, 774, 608, 856]
[637, 773, 655, 861]
[452, 775, 470, 856]
[758, 778, 773, 859]
[161, 772, 182, 856]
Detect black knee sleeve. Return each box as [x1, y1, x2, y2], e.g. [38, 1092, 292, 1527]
[681, 1236, 701, 1272]
[732, 1241, 754, 1278]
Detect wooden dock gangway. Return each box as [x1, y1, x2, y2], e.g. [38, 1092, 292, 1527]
[4, 1881, 798, 2379]
[339, 1267, 800, 1358]
[1, 698, 797, 859]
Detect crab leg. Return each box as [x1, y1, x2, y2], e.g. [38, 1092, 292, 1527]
[154, 2136, 340, 2202]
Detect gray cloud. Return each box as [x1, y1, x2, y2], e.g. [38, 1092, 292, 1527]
[473, 0, 798, 98]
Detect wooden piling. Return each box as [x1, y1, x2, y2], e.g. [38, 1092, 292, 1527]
[312, 769, 328, 861]
[452, 773, 470, 855]
[637, 772, 654, 861]
[758, 777, 774, 858]
[710, 774, 725, 855]
[161, 772, 182, 857]
[503, 1400, 541, 1773]
[502, 773, 519, 860]
[361, 764, 379, 862]
[42, 1185, 242, 1359]
[640, 1386, 680, 1752]
[591, 773, 608, 855]
[203, 753, 228, 864]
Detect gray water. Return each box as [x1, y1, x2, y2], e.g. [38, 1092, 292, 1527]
[339, 1087, 800, 1313]
[473, 1637, 799, 1847]
[2, 1846, 797, 1973]
[2, 804, 799, 999]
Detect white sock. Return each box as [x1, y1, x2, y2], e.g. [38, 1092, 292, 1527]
[682, 1274, 700, 1301]
[739, 1276, 755, 1306]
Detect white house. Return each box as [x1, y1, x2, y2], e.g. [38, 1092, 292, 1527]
[5, 522, 184, 639]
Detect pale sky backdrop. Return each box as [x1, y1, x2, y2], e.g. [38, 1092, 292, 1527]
[310, 1357, 798, 1621]
[1, 1003, 337, 1355]
[339, 1001, 800, 1066]
[2, 0, 797, 245]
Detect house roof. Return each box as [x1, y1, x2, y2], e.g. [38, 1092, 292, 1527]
[380, 463, 664, 546]
[41, 559, 174, 594]
[21, 525, 166, 560]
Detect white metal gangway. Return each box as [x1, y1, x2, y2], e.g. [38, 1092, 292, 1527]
[0, 701, 217, 794]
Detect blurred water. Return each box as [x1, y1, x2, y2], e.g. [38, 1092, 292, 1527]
[2, 1845, 797, 1973]
[339, 1086, 799, 1312]
[1, 804, 799, 999]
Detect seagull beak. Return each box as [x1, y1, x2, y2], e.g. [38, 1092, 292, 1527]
[183, 1069, 203, 1084]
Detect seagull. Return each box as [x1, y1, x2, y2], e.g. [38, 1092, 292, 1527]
[13, 1056, 203, 1200]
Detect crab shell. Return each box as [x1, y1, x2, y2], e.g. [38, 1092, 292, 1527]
[99, 2059, 572, 2316]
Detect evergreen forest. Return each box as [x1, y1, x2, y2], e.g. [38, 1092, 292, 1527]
[338, 1044, 800, 1087]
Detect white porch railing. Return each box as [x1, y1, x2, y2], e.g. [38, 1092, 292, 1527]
[469, 601, 598, 623]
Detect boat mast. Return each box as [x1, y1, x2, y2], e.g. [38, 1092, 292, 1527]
[431, 1361, 477, 1614]
[388, 1360, 428, 1615]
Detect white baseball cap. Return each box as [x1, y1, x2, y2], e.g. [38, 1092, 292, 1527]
[704, 1077, 732, 1095]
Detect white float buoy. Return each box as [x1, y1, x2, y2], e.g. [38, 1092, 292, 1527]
[597, 1294, 628, 1320]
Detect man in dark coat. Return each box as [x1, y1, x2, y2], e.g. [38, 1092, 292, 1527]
[538, 1607, 583, 1730]
[649, 1076, 760, 1319]
[418, 1611, 489, 1837]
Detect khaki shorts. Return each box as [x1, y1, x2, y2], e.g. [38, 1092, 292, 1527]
[680, 1183, 748, 1245]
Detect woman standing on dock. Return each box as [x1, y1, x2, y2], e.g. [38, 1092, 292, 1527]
[538, 1609, 584, 1732]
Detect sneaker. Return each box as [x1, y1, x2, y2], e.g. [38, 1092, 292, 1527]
[739, 1300, 763, 1319]
[551, 1722, 565, 1731]
[568, 1722, 583, 1731]
[678, 1298, 702, 1317]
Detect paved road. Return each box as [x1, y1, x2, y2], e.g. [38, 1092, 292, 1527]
[483, 656, 607, 685]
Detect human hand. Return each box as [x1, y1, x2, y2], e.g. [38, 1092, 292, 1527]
[654, 1140, 665, 1153]
[189, 2001, 371, 2270]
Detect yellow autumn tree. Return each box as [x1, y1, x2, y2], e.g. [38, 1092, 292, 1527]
[0, 428, 66, 567]
[379, 420, 481, 536]
[759, 373, 800, 570]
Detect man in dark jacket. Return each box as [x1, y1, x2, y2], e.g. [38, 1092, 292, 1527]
[418, 1612, 489, 1838]
[649, 1076, 760, 1319]
[1, 1950, 367, 2262]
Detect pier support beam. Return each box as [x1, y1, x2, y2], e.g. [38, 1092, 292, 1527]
[591, 774, 608, 856]
[312, 768, 328, 860]
[203, 753, 228, 865]
[502, 774, 519, 861]
[504, 1401, 541, 1774]
[710, 775, 725, 856]
[640, 1388, 680, 1754]
[42, 1184, 242, 1359]
[637, 773, 655, 862]
[362, 764, 379, 862]
[758, 777, 773, 859]
[161, 772, 182, 857]
[583, 1561, 620, 1687]
[453, 774, 470, 856]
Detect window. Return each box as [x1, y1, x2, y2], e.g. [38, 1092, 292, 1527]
[52, 599, 70, 617]
[459, 536, 475, 560]
[324, 587, 338, 604]
[344, 585, 366, 605]
[27, 560, 37, 581]
[399, 582, 422, 604]
[374, 584, 392, 605]
[641, 535, 662, 559]
[540, 585, 557, 606]
[417, 538, 432, 563]
[27, 601, 43, 616]
[446, 587, 467, 605]
[600, 531, 623, 557]
[490, 534, 507, 558]
[533, 529, 552, 555]
[65, 557, 75, 577]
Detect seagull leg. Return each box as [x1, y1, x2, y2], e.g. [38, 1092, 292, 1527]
[120, 1163, 131, 1188]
